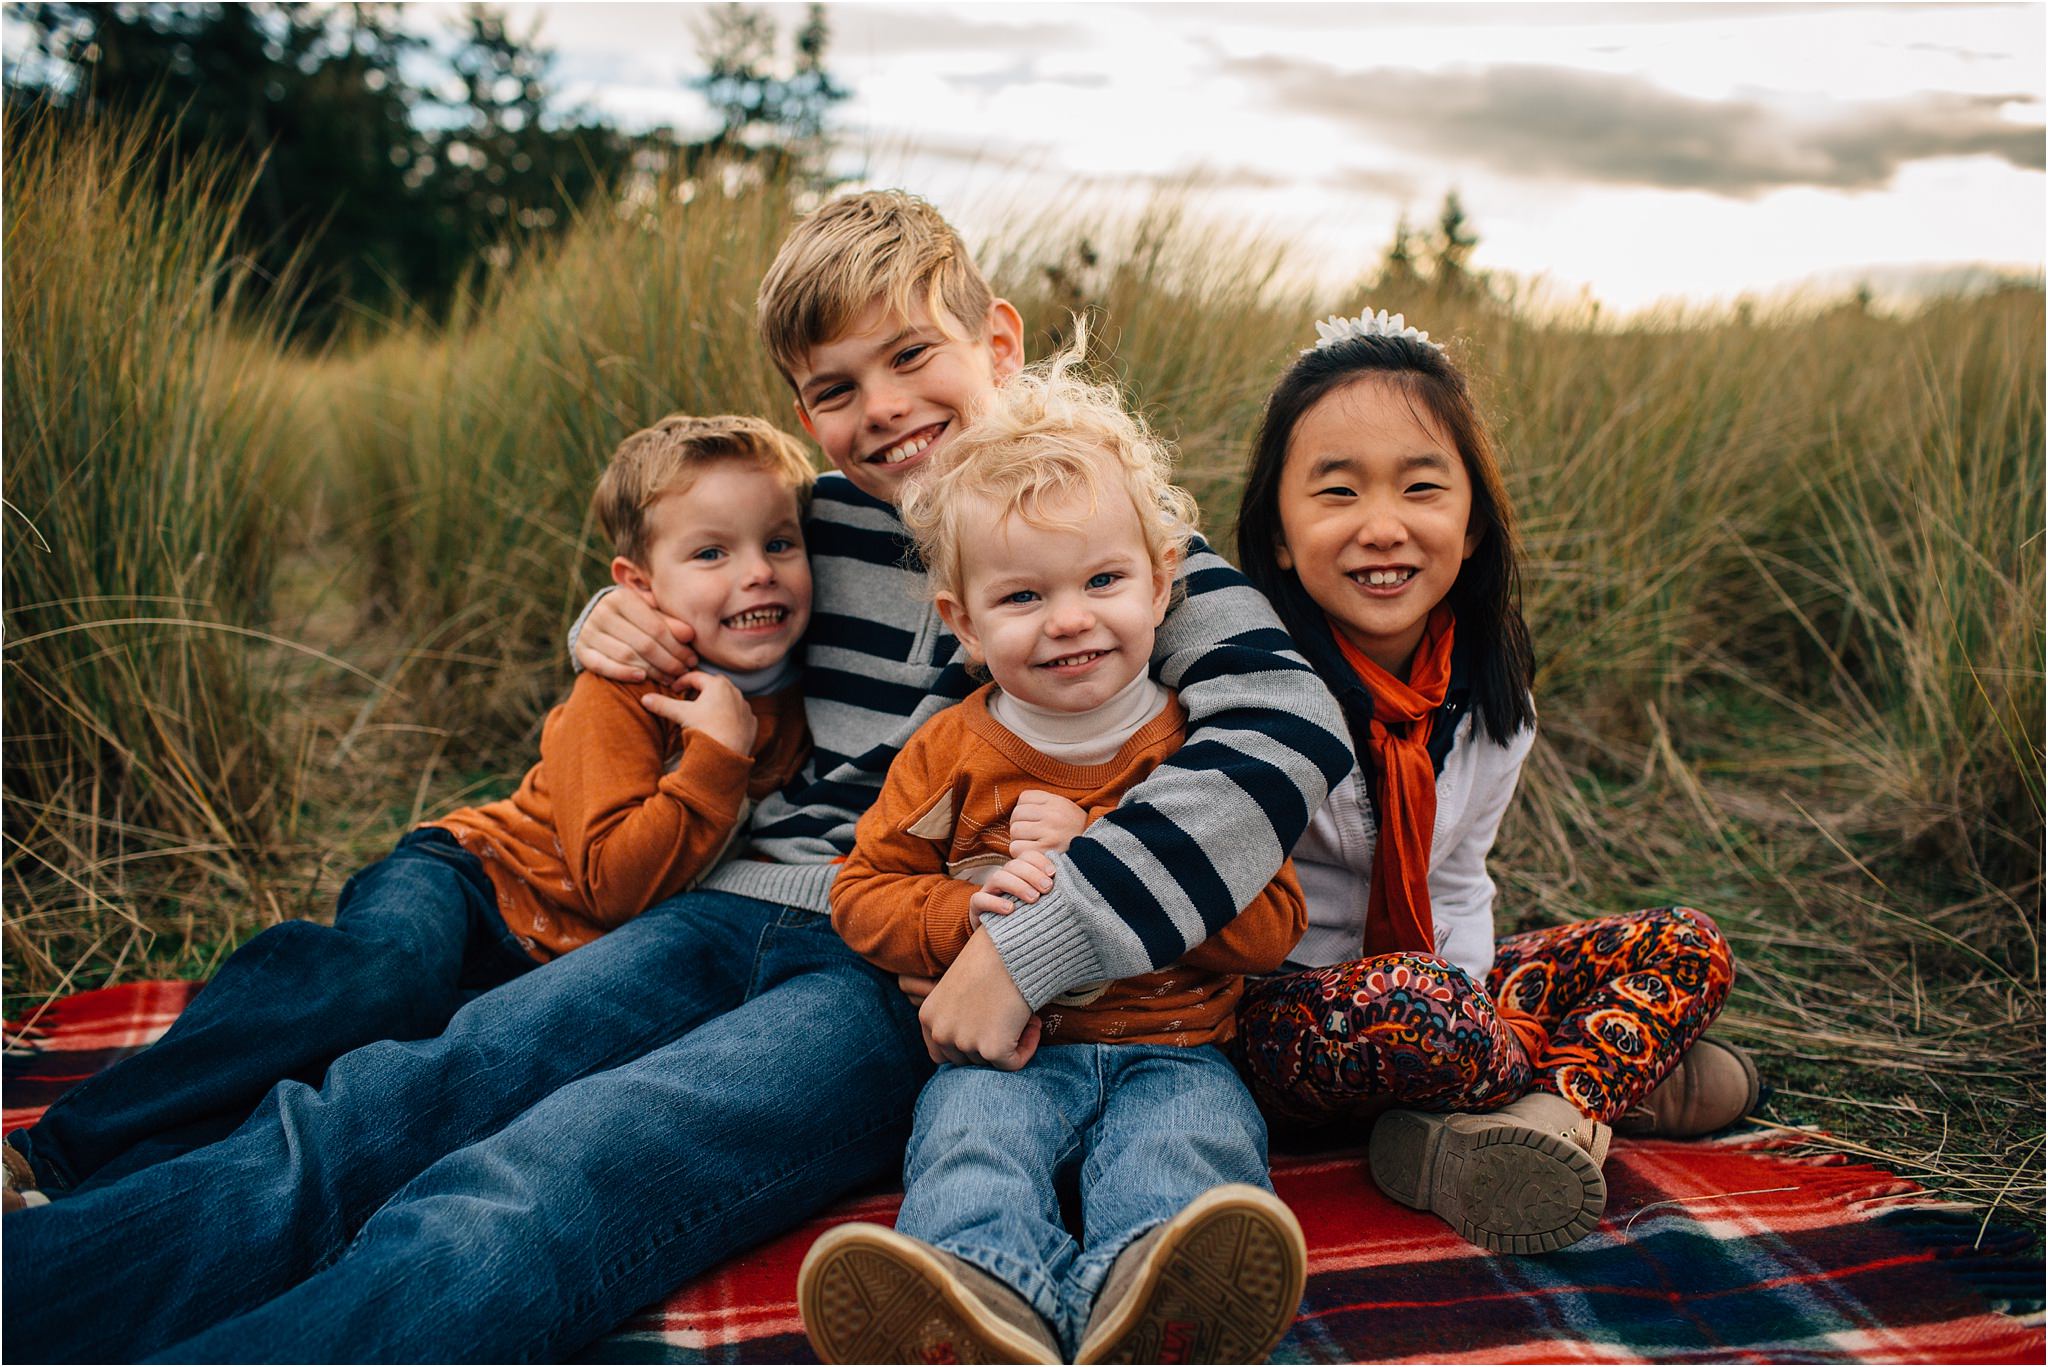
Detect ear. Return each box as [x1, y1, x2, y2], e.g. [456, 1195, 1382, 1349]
[1463, 518, 1484, 560]
[934, 591, 984, 663]
[984, 299, 1024, 384]
[794, 394, 818, 443]
[1274, 533, 1294, 572]
[611, 555, 660, 610]
[1150, 550, 1177, 624]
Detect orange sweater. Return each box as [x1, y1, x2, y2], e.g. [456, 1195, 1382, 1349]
[832, 686, 1305, 1048]
[432, 673, 807, 961]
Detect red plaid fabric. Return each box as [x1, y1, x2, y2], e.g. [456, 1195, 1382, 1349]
[8, 982, 2043, 1365]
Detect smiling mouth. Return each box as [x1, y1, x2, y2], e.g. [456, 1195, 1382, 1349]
[869, 423, 946, 466]
[1349, 568, 1418, 589]
[723, 606, 789, 630]
[1038, 649, 1110, 670]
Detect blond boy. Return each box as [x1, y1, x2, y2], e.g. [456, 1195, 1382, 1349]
[3, 193, 1350, 1365]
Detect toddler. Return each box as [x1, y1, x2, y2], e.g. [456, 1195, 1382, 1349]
[803, 355, 1309, 1365]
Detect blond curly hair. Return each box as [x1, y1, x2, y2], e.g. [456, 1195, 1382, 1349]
[898, 342, 1197, 604]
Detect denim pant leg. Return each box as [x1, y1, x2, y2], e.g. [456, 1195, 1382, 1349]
[897, 1050, 1095, 1341]
[1060, 1045, 1275, 1346]
[12, 828, 529, 1195]
[1, 889, 783, 1365]
[147, 910, 932, 1365]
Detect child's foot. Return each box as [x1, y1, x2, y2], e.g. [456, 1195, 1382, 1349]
[1369, 1090, 1608, 1254]
[1073, 1183, 1307, 1365]
[798, 1222, 1058, 1365]
[1611, 1037, 1760, 1138]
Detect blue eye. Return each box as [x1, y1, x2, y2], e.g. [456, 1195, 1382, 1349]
[896, 343, 932, 366]
[767, 536, 798, 554]
[692, 547, 725, 562]
[1004, 589, 1039, 605]
[1086, 572, 1119, 590]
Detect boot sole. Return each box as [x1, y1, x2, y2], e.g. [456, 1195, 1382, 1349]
[1370, 1110, 1606, 1255]
[798, 1224, 1059, 1365]
[1073, 1183, 1308, 1365]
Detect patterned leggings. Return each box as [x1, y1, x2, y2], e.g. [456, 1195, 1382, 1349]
[1237, 907, 1735, 1127]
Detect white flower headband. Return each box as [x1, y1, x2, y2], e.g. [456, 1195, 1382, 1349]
[1303, 309, 1442, 355]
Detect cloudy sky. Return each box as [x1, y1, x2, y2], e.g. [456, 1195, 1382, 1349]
[450, 1, 2042, 312]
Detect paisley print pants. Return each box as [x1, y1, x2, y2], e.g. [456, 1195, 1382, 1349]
[1237, 907, 1735, 1126]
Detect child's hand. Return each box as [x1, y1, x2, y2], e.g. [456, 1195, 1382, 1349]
[920, 929, 1040, 1070]
[641, 672, 757, 756]
[577, 590, 698, 686]
[967, 851, 1055, 920]
[896, 974, 937, 1008]
[1008, 790, 1089, 857]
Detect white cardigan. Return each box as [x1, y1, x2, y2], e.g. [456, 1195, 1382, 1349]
[1289, 712, 1537, 982]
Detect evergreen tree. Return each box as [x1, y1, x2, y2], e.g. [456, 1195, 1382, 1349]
[689, 2, 846, 182]
[1433, 189, 1479, 294]
[3, 1, 847, 332]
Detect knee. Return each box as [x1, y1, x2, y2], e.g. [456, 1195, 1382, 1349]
[1655, 906, 1737, 1002]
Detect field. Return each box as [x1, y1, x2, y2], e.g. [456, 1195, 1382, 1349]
[5, 118, 2042, 1230]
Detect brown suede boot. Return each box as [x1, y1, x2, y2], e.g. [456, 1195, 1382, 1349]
[798, 1222, 1059, 1364]
[1369, 1091, 1609, 1255]
[1074, 1184, 1307, 1365]
[1612, 1038, 1760, 1138]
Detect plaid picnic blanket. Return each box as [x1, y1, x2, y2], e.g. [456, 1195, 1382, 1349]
[6, 982, 2043, 1365]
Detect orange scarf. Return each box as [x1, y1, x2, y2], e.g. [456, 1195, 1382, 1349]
[1326, 604, 1455, 960]
[1327, 605, 1564, 1067]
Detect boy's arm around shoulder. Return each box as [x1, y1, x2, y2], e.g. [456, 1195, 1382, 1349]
[828, 716, 980, 979]
[981, 540, 1355, 1007]
[1176, 857, 1307, 976]
[545, 671, 757, 926]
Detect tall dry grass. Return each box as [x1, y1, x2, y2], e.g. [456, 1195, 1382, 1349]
[2, 113, 312, 994]
[322, 177, 806, 739]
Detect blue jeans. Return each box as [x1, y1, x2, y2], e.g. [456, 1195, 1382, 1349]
[2, 890, 929, 1364]
[898, 1043, 1273, 1358]
[8, 827, 534, 1195]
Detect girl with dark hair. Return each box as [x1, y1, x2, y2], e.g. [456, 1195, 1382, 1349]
[1232, 311, 1755, 1255]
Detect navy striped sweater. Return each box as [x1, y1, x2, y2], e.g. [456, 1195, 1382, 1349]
[583, 474, 1355, 1007]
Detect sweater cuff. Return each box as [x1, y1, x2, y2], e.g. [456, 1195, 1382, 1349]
[661, 730, 755, 816]
[566, 585, 615, 673]
[923, 879, 980, 970]
[982, 889, 1111, 1010]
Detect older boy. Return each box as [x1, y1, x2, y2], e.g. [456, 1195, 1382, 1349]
[3, 193, 1351, 1363]
[2, 414, 812, 1212]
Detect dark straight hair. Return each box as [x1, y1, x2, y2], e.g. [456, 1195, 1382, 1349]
[1234, 332, 1535, 747]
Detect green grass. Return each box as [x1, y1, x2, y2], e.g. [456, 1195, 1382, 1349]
[3, 131, 2041, 1226]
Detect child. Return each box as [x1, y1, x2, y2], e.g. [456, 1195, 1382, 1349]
[1229, 310, 1754, 1254]
[805, 355, 1309, 1366]
[2, 414, 814, 1210]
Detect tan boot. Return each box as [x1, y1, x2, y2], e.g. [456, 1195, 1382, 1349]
[1612, 1038, 1760, 1138]
[1369, 1091, 1609, 1255]
[798, 1222, 1059, 1364]
[1074, 1183, 1306, 1365]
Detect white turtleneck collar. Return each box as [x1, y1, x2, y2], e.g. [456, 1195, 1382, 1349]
[986, 669, 1170, 766]
[696, 654, 799, 698]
